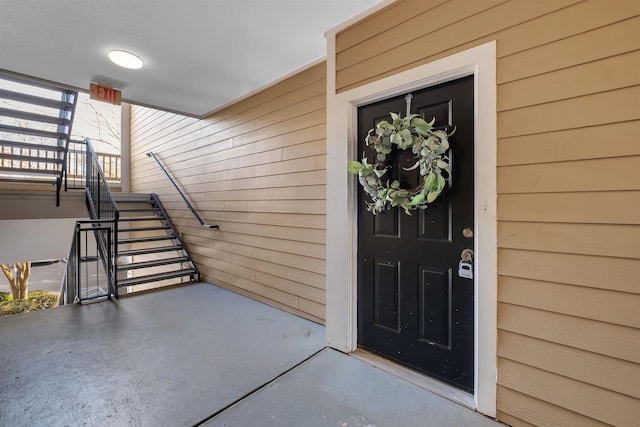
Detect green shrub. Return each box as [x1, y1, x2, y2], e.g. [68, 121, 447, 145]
[0, 290, 59, 316]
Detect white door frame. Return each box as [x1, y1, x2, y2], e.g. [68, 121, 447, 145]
[325, 41, 497, 416]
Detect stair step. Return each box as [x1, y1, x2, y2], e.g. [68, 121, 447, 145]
[0, 88, 74, 110]
[117, 256, 190, 271]
[118, 216, 162, 222]
[0, 124, 68, 140]
[0, 139, 65, 152]
[0, 176, 57, 184]
[117, 269, 198, 288]
[118, 207, 160, 213]
[118, 225, 171, 233]
[118, 245, 184, 257]
[0, 166, 60, 175]
[0, 107, 71, 126]
[0, 153, 62, 164]
[118, 235, 175, 245]
[113, 193, 151, 200]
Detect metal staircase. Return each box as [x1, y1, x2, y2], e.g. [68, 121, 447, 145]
[114, 192, 199, 291]
[59, 139, 201, 304]
[0, 74, 78, 205]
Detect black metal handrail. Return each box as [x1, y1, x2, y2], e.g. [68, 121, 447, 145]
[146, 151, 218, 229]
[86, 138, 119, 296]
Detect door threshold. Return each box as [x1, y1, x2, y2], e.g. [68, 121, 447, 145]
[351, 349, 475, 410]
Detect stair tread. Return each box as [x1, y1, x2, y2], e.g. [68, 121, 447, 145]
[118, 208, 159, 212]
[118, 245, 184, 256]
[118, 225, 171, 232]
[118, 269, 197, 287]
[118, 235, 175, 244]
[113, 193, 152, 199]
[0, 153, 63, 163]
[0, 88, 74, 110]
[0, 176, 57, 184]
[0, 107, 71, 126]
[0, 139, 65, 152]
[0, 166, 60, 175]
[0, 124, 67, 140]
[118, 216, 163, 221]
[117, 256, 190, 271]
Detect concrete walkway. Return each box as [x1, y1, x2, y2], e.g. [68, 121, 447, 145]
[204, 348, 501, 427]
[0, 283, 503, 426]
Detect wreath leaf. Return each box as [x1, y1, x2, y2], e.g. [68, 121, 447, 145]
[347, 160, 363, 174]
[403, 159, 420, 172]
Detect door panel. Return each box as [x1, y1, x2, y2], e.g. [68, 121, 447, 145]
[418, 266, 452, 349]
[357, 75, 475, 392]
[373, 259, 400, 332]
[374, 211, 399, 237]
[418, 191, 451, 242]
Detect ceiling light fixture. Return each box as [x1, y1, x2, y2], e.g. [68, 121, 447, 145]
[108, 50, 144, 69]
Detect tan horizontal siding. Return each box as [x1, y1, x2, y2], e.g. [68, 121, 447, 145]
[498, 121, 640, 166]
[498, 331, 640, 399]
[335, 0, 449, 53]
[130, 62, 327, 322]
[336, 1, 640, 92]
[498, 86, 640, 139]
[497, 386, 611, 427]
[498, 156, 640, 193]
[498, 358, 640, 426]
[498, 221, 640, 259]
[499, 303, 639, 365]
[174, 210, 326, 230]
[182, 225, 325, 261]
[498, 15, 640, 84]
[336, 0, 640, 425]
[499, 277, 640, 329]
[336, 0, 582, 92]
[498, 50, 640, 112]
[498, 191, 640, 225]
[336, 0, 505, 70]
[498, 249, 639, 295]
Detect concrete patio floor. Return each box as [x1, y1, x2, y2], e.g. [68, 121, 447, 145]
[0, 282, 503, 426]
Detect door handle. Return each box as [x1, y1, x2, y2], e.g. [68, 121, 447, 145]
[461, 249, 474, 261]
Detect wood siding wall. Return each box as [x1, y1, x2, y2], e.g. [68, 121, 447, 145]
[129, 63, 327, 323]
[336, 1, 640, 426]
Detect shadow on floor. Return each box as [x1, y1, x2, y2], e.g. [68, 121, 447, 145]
[0, 282, 503, 426]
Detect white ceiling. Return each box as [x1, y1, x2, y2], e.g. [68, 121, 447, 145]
[0, 0, 384, 117]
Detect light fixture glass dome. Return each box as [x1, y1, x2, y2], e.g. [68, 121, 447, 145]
[108, 50, 143, 69]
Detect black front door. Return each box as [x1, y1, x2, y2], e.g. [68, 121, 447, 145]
[357, 76, 475, 392]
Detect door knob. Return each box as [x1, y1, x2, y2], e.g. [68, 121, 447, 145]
[461, 249, 474, 261]
[458, 249, 474, 279]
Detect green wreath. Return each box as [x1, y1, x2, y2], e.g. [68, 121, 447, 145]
[347, 112, 453, 215]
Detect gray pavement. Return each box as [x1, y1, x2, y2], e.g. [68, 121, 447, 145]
[205, 348, 502, 427]
[0, 282, 503, 426]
